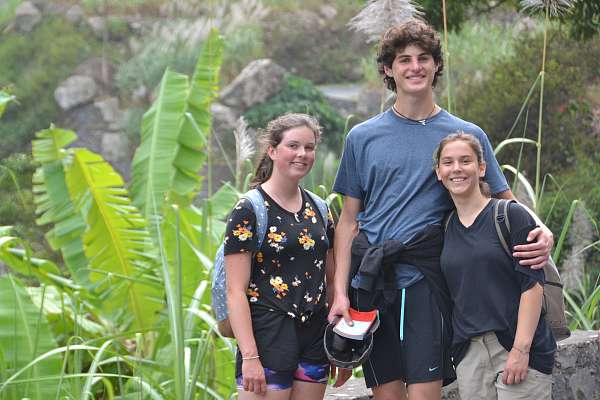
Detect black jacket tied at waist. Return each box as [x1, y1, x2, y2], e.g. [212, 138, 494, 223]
[350, 223, 453, 329]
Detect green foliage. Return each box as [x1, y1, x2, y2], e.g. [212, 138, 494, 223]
[0, 154, 52, 260]
[454, 28, 600, 176]
[244, 75, 345, 147]
[0, 275, 62, 399]
[221, 23, 265, 83]
[0, 17, 97, 157]
[262, 0, 369, 83]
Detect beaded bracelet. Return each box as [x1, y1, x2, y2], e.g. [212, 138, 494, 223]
[242, 355, 260, 360]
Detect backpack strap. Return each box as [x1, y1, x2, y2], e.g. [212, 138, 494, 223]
[242, 189, 268, 250]
[443, 209, 455, 232]
[304, 188, 329, 229]
[493, 199, 515, 258]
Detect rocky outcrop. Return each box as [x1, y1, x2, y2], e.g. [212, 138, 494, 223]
[220, 59, 286, 112]
[325, 330, 600, 400]
[13, 1, 42, 33]
[54, 76, 98, 111]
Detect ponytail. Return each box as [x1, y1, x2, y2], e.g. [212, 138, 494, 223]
[249, 154, 274, 189]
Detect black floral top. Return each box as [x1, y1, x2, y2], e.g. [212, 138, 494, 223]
[224, 186, 335, 321]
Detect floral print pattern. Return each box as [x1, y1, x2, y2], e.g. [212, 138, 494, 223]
[223, 187, 334, 318]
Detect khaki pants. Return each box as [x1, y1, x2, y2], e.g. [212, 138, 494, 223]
[456, 332, 552, 400]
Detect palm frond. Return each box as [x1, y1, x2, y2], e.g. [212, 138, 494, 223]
[172, 28, 224, 201]
[32, 127, 89, 285]
[130, 68, 189, 223]
[66, 149, 162, 332]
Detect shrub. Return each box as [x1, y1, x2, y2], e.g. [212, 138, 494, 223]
[0, 154, 52, 260]
[453, 28, 600, 176]
[0, 17, 97, 157]
[243, 75, 345, 148]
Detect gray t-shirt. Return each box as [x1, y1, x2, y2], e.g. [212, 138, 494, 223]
[334, 108, 509, 288]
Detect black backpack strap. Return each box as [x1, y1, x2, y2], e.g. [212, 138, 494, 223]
[494, 199, 514, 258]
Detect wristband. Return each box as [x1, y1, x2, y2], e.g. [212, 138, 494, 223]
[242, 355, 260, 360]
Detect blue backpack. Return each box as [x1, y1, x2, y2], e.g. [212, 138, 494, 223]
[211, 188, 329, 324]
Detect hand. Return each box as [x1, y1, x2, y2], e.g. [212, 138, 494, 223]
[502, 348, 529, 385]
[330, 365, 353, 387]
[241, 358, 266, 395]
[327, 294, 353, 325]
[512, 225, 554, 269]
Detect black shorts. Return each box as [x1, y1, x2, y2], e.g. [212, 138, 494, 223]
[235, 307, 329, 375]
[351, 278, 454, 388]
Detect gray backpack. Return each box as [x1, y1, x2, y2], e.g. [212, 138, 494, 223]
[444, 199, 570, 341]
[211, 188, 329, 327]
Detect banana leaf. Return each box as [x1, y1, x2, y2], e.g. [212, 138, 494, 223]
[65, 148, 162, 332]
[32, 127, 89, 284]
[171, 28, 224, 201]
[0, 90, 16, 118]
[0, 275, 61, 399]
[130, 68, 189, 224]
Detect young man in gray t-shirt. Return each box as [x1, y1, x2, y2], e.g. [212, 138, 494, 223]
[328, 19, 554, 400]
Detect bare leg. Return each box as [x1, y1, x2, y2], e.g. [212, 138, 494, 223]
[372, 379, 408, 400]
[290, 380, 327, 400]
[238, 388, 292, 400]
[407, 380, 442, 400]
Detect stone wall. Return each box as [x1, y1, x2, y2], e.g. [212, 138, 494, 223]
[325, 330, 600, 400]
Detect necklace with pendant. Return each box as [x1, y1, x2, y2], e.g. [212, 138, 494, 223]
[392, 104, 437, 125]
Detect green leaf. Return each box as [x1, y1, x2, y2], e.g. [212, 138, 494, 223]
[130, 68, 189, 224]
[65, 148, 162, 331]
[171, 29, 224, 200]
[32, 126, 89, 284]
[0, 275, 61, 398]
[0, 90, 16, 118]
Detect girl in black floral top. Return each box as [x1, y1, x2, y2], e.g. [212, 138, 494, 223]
[224, 113, 350, 398]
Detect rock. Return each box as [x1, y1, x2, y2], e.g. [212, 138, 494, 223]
[87, 16, 106, 37]
[74, 58, 115, 88]
[14, 1, 41, 33]
[66, 4, 84, 24]
[210, 102, 240, 159]
[132, 85, 148, 103]
[220, 59, 286, 112]
[101, 132, 130, 170]
[54, 75, 98, 111]
[319, 5, 338, 20]
[94, 97, 124, 126]
[356, 86, 395, 118]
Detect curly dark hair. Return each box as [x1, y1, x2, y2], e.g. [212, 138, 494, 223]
[376, 19, 444, 92]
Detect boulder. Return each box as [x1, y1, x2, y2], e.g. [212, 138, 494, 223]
[220, 59, 286, 112]
[101, 132, 130, 173]
[74, 57, 115, 89]
[87, 16, 106, 38]
[54, 75, 98, 111]
[94, 97, 124, 128]
[14, 1, 42, 33]
[66, 4, 85, 24]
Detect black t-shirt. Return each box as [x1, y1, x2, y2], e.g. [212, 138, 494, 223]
[223, 186, 334, 321]
[441, 199, 556, 374]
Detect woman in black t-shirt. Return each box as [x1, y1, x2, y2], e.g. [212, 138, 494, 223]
[433, 132, 556, 400]
[225, 113, 350, 399]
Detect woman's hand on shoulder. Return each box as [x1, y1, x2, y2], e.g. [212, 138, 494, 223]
[241, 358, 267, 395]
